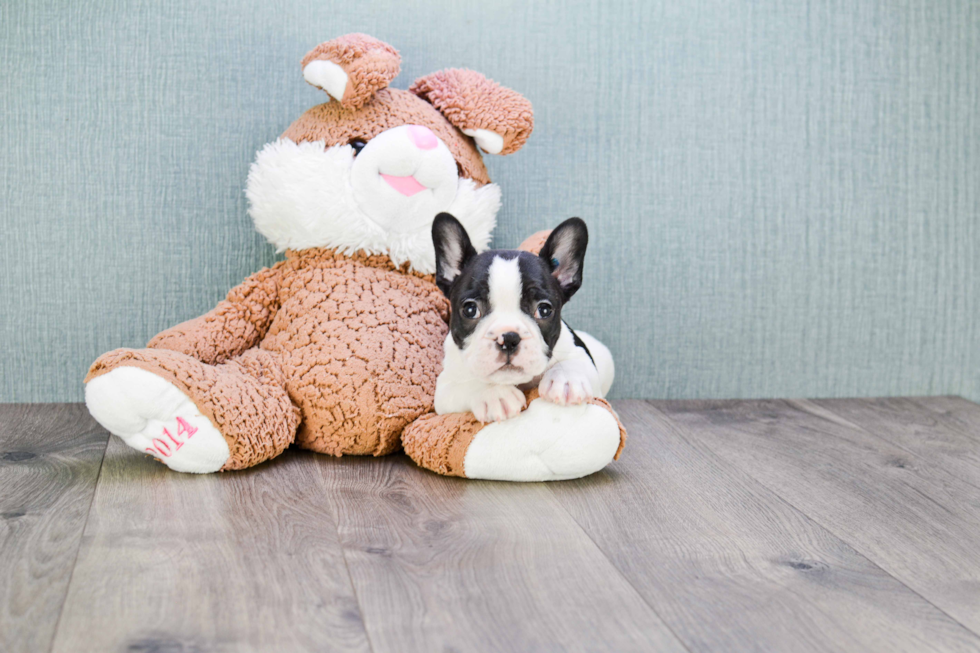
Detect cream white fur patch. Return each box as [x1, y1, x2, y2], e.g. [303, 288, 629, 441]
[245, 138, 500, 274]
[302, 59, 348, 102]
[350, 125, 459, 234]
[462, 128, 504, 155]
[463, 399, 621, 481]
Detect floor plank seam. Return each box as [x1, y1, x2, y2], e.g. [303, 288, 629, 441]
[45, 428, 111, 653]
[335, 539, 377, 653]
[320, 468, 377, 653]
[11, 401, 980, 652]
[545, 477, 695, 653]
[760, 491, 980, 640]
[818, 398, 980, 493]
[788, 399, 928, 461]
[795, 399, 980, 492]
[646, 400, 980, 641]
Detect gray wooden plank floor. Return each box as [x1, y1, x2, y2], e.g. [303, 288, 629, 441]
[3, 397, 980, 653]
[0, 405, 107, 653]
[656, 398, 980, 636]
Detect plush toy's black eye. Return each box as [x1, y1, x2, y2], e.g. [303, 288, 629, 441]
[535, 302, 553, 320]
[350, 139, 367, 156]
[461, 300, 481, 320]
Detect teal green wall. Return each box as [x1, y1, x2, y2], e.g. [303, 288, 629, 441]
[1, 0, 977, 401]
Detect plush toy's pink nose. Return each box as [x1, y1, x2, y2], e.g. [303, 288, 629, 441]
[407, 125, 438, 150]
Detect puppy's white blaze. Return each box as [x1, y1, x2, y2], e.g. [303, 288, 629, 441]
[487, 256, 522, 316]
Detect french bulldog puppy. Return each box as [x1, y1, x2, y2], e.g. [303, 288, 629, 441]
[432, 213, 611, 423]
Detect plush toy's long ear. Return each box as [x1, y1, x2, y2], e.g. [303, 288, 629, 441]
[301, 34, 401, 109]
[410, 69, 533, 155]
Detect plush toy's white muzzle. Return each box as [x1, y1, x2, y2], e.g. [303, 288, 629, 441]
[246, 128, 501, 274]
[350, 124, 460, 234]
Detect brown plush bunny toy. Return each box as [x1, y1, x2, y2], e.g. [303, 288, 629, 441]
[85, 34, 624, 480]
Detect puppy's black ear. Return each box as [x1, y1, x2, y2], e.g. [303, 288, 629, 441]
[539, 217, 588, 301]
[432, 213, 477, 296]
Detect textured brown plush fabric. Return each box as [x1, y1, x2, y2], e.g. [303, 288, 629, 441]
[301, 33, 401, 110]
[410, 69, 534, 155]
[401, 411, 484, 478]
[86, 347, 300, 470]
[281, 88, 491, 186]
[87, 249, 449, 466]
[264, 249, 448, 457]
[402, 388, 627, 478]
[518, 229, 552, 255]
[85, 34, 551, 474]
[148, 262, 285, 365]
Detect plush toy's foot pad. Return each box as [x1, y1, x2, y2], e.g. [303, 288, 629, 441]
[403, 392, 626, 482]
[86, 347, 300, 471]
[86, 366, 230, 473]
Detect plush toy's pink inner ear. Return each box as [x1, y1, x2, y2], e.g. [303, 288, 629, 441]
[410, 69, 533, 155]
[301, 33, 401, 110]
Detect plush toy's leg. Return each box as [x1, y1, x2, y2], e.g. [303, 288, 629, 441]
[85, 348, 300, 473]
[402, 390, 626, 482]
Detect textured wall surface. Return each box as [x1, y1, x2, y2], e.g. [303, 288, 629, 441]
[1, 0, 977, 402]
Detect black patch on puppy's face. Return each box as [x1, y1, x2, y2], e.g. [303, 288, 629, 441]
[444, 249, 494, 348]
[515, 253, 565, 352]
[432, 213, 589, 354]
[443, 250, 566, 352]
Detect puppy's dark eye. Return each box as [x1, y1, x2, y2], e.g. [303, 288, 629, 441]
[535, 302, 553, 319]
[349, 139, 367, 156]
[461, 300, 481, 320]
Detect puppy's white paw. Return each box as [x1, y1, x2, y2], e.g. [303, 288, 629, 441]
[472, 384, 527, 423]
[539, 368, 594, 406]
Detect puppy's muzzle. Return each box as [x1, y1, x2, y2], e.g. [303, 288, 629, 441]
[496, 332, 521, 356]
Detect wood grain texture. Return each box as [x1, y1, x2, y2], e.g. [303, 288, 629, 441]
[7, 398, 980, 652]
[548, 401, 980, 653]
[813, 396, 980, 490]
[50, 439, 371, 653]
[0, 404, 107, 653]
[655, 398, 980, 636]
[316, 453, 687, 653]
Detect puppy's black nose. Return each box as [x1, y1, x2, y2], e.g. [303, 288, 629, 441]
[497, 332, 521, 354]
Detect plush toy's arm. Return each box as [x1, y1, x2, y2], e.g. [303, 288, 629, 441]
[147, 262, 285, 365]
[404, 388, 626, 481]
